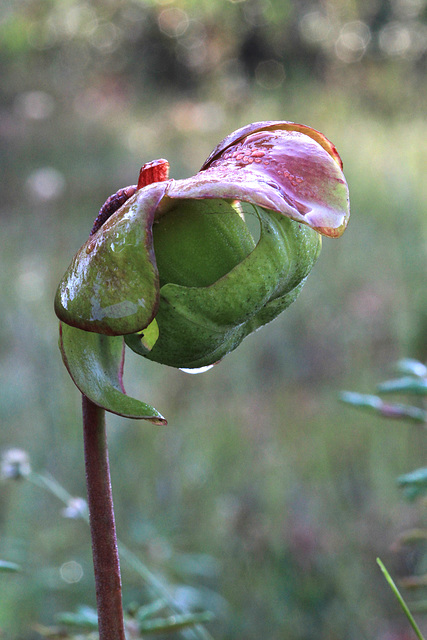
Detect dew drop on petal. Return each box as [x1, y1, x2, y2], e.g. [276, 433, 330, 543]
[86, 239, 97, 254]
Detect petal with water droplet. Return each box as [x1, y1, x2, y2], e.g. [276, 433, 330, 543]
[165, 122, 349, 237]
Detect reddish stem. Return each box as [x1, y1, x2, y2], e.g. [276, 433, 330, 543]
[81, 162, 170, 638]
[82, 394, 126, 640]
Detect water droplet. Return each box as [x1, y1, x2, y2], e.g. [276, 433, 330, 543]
[86, 239, 96, 254]
[244, 132, 269, 144]
[180, 364, 215, 374]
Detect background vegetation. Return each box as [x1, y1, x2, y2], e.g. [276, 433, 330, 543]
[1, 0, 427, 638]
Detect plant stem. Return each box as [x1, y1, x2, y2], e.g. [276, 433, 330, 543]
[28, 472, 214, 640]
[82, 394, 126, 640]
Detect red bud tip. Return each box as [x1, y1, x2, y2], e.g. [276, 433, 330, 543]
[137, 159, 170, 189]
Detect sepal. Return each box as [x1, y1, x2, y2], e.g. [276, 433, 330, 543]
[59, 322, 167, 424]
[55, 183, 167, 336]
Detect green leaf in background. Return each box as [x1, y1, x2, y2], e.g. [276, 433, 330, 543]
[397, 467, 427, 501]
[340, 391, 427, 423]
[55, 605, 99, 629]
[377, 377, 427, 396]
[395, 359, 427, 378]
[138, 611, 214, 635]
[0, 560, 21, 573]
[134, 599, 167, 622]
[59, 322, 167, 424]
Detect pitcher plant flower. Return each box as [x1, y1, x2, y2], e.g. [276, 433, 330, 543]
[54, 120, 349, 640]
[55, 121, 349, 423]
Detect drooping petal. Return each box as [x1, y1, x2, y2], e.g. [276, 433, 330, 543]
[59, 322, 167, 423]
[201, 121, 344, 170]
[55, 182, 167, 335]
[54, 121, 349, 343]
[162, 122, 349, 237]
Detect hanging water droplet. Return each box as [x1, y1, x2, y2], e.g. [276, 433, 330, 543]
[179, 364, 215, 374]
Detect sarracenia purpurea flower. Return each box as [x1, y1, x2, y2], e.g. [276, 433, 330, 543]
[55, 120, 349, 423]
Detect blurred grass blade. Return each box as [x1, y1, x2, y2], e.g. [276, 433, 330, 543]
[377, 558, 425, 640]
[377, 377, 427, 395]
[136, 599, 167, 622]
[340, 392, 427, 423]
[397, 467, 427, 501]
[139, 611, 214, 634]
[55, 605, 98, 629]
[0, 560, 21, 573]
[395, 359, 427, 378]
[340, 391, 383, 410]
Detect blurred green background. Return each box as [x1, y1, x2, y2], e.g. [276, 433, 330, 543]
[1, 0, 427, 638]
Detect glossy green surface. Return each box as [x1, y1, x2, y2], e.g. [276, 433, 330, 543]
[59, 322, 167, 424]
[153, 199, 255, 288]
[126, 206, 321, 368]
[55, 183, 167, 336]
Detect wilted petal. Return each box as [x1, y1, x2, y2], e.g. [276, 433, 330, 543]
[163, 121, 349, 237]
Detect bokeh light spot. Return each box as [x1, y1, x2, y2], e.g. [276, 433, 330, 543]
[14, 91, 55, 120]
[60, 561, 84, 584]
[255, 60, 285, 89]
[335, 22, 371, 63]
[299, 11, 332, 43]
[379, 22, 413, 56]
[158, 8, 189, 38]
[25, 168, 66, 202]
